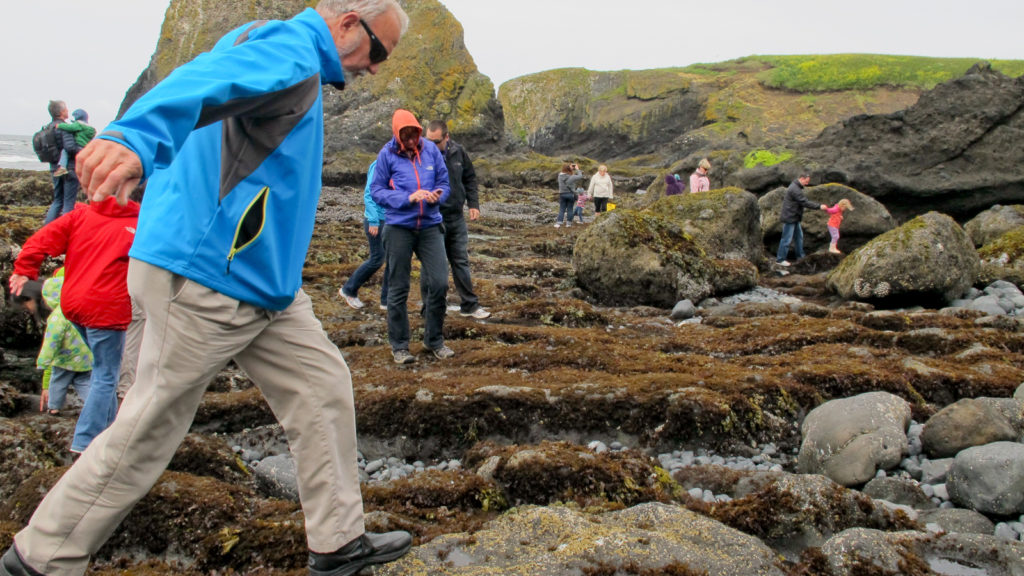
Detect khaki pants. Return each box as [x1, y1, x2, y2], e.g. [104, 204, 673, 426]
[15, 260, 364, 576]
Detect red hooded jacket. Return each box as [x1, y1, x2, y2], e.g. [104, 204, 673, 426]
[14, 198, 139, 330]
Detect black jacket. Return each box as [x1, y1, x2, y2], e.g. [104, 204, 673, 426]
[440, 139, 479, 219]
[780, 179, 819, 224]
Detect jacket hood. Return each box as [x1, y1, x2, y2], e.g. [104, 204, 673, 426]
[391, 109, 422, 148]
[92, 197, 141, 218]
[42, 275, 64, 309]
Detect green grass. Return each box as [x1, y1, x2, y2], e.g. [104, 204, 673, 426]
[747, 54, 1024, 92]
[743, 149, 794, 169]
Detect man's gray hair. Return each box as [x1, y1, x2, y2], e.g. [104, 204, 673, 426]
[317, 0, 409, 33]
[48, 100, 66, 120]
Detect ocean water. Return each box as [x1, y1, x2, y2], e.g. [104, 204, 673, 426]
[0, 134, 48, 171]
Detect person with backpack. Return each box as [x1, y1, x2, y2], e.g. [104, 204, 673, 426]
[34, 100, 82, 224]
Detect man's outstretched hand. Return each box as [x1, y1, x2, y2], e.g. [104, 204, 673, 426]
[76, 139, 143, 206]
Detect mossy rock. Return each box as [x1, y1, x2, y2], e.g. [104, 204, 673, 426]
[826, 212, 979, 305]
[572, 206, 756, 307]
[964, 204, 1024, 248]
[650, 187, 764, 264]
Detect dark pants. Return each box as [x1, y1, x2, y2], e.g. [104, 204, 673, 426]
[557, 195, 575, 223]
[776, 221, 805, 262]
[594, 197, 610, 213]
[383, 224, 448, 351]
[342, 219, 388, 306]
[44, 172, 79, 224]
[441, 214, 480, 313]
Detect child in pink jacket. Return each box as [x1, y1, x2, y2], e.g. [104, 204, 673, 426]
[826, 199, 854, 253]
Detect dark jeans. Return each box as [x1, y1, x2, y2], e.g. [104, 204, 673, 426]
[557, 195, 575, 223]
[342, 220, 388, 306]
[776, 221, 805, 262]
[383, 224, 448, 351]
[594, 197, 610, 213]
[44, 171, 79, 224]
[442, 214, 479, 313]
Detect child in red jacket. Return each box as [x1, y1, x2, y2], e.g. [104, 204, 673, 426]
[10, 196, 139, 453]
[826, 198, 854, 254]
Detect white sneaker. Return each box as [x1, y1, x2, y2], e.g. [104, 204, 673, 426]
[392, 349, 415, 364]
[460, 307, 491, 319]
[339, 288, 364, 309]
[379, 304, 388, 311]
[777, 260, 791, 267]
[428, 345, 455, 359]
[554, 222, 561, 228]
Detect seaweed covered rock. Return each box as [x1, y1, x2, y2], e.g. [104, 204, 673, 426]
[759, 183, 895, 254]
[376, 503, 788, 576]
[572, 207, 757, 307]
[819, 528, 1024, 576]
[826, 212, 980, 306]
[920, 397, 1024, 458]
[797, 391, 911, 486]
[965, 204, 1024, 247]
[0, 170, 51, 206]
[651, 187, 765, 264]
[673, 467, 913, 558]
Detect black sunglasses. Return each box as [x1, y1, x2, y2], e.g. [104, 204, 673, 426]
[359, 19, 389, 64]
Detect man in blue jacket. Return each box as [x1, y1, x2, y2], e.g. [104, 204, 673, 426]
[371, 109, 451, 364]
[1, 3, 414, 576]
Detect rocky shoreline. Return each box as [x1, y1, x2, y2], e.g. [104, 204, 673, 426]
[2, 177, 1024, 574]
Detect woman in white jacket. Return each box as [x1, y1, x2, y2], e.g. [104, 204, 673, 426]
[587, 164, 614, 213]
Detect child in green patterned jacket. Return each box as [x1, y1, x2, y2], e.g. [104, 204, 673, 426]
[37, 268, 92, 414]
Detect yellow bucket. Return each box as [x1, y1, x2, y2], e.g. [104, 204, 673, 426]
[607, 203, 616, 211]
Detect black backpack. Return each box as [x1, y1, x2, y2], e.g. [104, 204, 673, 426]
[32, 122, 61, 164]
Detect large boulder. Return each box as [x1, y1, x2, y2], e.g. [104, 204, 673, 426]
[650, 187, 764, 264]
[572, 206, 757, 307]
[759, 183, 895, 254]
[797, 391, 911, 486]
[920, 397, 1024, 458]
[826, 212, 980, 305]
[965, 204, 1024, 247]
[947, 441, 1024, 516]
[376, 503, 788, 576]
[118, 0, 504, 181]
[799, 63, 1024, 221]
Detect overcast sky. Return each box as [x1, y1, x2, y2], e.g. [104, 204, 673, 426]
[2, 0, 1023, 135]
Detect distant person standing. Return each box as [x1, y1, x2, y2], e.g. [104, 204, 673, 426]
[339, 160, 389, 311]
[37, 100, 80, 224]
[689, 158, 711, 193]
[425, 119, 490, 319]
[664, 173, 685, 196]
[555, 162, 583, 228]
[372, 109, 452, 364]
[776, 173, 827, 266]
[587, 164, 614, 213]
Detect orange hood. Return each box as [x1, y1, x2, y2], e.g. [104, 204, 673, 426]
[392, 109, 422, 151]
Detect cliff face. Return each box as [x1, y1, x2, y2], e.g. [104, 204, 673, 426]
[118, 0, 504, 181]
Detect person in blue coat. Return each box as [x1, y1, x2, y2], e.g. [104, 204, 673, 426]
[1, 3, 415, 576]
[339, 160, 389, 310]
[371, 109, 452, 364]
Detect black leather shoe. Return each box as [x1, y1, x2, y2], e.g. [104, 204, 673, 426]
[1, 547, 43, 576]
[308, 531, 412, 576]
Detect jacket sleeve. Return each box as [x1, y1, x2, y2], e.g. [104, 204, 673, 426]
[432, 147, 451, 205]
[826, 205, 841, 215]
[13, 216, 74, 279]
[362, 160, 384, 225]
[59, 129, 84, 157]
[567, 172, 584, 188]
[586, 176, 597, 195]
[460, 147, 479, 210]
[798, 189, 821, 210]
[370, 152, 406, 209]
[97, 25, 323, 179]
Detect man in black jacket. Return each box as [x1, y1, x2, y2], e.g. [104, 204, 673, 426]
[426, 120, 490, 319]
[776, 173, 826, 266]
